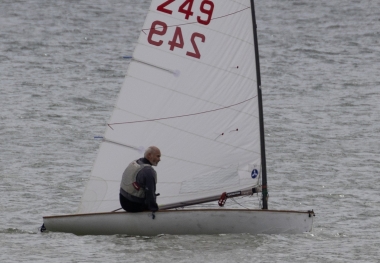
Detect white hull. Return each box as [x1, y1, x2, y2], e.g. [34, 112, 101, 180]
[43, 209, 314, 236]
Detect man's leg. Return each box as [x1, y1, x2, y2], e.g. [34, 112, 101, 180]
[120, 194, 145, 212]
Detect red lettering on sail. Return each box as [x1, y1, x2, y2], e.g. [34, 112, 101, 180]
[147, 21, 168, 46]
[146, 20, 206, 59]
[178, 0, 194, 20]
[157, 0, 175, 15]
[186, 33, 205, 59]
[156, 0, 214, 26]
[168, 27, 185, 51]
[198, 0, 214, 25]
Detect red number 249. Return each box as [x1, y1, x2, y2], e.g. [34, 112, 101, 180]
[148, 20, 205, 59]
[157, 0, 214, 25]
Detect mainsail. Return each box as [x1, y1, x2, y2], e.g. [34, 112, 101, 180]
[78, 0, 263, 214]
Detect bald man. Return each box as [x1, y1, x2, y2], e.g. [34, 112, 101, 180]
[119, 146, 161, 212]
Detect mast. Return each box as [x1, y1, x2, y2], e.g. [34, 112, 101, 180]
[250, 0, 268, 209]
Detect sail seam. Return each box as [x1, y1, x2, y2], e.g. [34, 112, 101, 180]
[136, 40, 256, 81]
[106, 99, 260, 156]
[126, 73, 257, 117]
[106, 121, 260, 153]
[102, 139, 260, 168]
[108, 71, 258, 128]
[102, 138, 254, 167]
[86, 166, 258, 183]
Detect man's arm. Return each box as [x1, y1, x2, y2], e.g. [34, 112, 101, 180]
[137, 168, 158, 212]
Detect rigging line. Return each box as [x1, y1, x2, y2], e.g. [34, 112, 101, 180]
[231, 197, 251, 210]
[142, 7, 250, 34]
[107, 96, 257, 129]
[108, 96, 257, 127]
[124, 74, 257, 118]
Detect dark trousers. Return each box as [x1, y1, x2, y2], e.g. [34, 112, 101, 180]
[119, 193, 148, 212]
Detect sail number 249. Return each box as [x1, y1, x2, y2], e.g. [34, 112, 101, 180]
[147, 0, 214, 59]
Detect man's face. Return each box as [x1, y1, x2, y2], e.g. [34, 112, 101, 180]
[148, 149, 161, 166]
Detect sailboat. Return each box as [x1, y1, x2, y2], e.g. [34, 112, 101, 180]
[42, 0, 314, 235]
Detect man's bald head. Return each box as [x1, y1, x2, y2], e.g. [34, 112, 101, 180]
[144, 146, 161, 166]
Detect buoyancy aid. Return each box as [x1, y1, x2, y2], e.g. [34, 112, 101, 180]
[120, 160, 157, 199]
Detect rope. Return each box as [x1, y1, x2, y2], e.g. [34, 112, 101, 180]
[230, 197, 251, 210]
[108, 96, 256, 128]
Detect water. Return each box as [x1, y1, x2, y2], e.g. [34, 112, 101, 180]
[1, 0, 380, 262]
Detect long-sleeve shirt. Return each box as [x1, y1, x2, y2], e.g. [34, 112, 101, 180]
[135, 158, 159, 212]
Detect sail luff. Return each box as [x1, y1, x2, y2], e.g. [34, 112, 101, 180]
[250, 0, 268, 209]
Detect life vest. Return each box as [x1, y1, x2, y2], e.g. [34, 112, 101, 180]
[120, 160, 157, 199]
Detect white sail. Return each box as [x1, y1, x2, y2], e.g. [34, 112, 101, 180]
[78, 0, 261, 214]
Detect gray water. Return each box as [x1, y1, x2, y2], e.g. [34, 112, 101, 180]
[1, 0, 380, 262]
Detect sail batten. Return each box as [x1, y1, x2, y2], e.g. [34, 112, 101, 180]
[78, 0, 263, 214]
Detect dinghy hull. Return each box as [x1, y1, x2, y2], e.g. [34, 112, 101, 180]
[43, 209, 314, 236]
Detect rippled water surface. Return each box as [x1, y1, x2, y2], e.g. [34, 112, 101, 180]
[1, 0, 380, 262]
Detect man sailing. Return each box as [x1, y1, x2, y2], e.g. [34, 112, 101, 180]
[119, 146, 161, 212]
